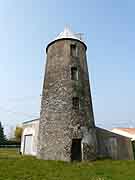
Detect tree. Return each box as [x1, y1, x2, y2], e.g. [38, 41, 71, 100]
[8, 126, 15, 141]
[0, 121, 6, 145]
[14, 126, 23, 143]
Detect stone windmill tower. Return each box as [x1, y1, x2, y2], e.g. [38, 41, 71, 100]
[37, 27, 97, 161]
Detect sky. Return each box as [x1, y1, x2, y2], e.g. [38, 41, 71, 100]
[0, 0, 135, 137]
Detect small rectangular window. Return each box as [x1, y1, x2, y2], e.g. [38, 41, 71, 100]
[71, 67, 78, 80]
[72, 97, 79, 110]
[70, 44, 78, 57]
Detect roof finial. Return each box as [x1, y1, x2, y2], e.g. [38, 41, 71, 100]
[64, 25, 72, 35]
[64, 24, 71, 31]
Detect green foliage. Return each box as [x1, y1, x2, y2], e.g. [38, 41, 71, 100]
[6, 140, 21, 145]
[0, 121, 6, 145]
[0, 149, 135, 180]
[14, 126, 23, 142]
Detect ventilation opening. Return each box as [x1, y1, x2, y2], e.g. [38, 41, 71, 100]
[71, 139, 82, 161]
[72, 97, 79, 110]
[71, 67, 78, 80]
[70, 44, 78, 57]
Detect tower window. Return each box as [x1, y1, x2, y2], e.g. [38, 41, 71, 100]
[71, 67, 78, 80]
[70, 44, 78, 57]
[72, 97, 79, 110]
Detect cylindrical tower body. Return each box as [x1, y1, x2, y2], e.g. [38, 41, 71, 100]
[37, 28, 97, 161]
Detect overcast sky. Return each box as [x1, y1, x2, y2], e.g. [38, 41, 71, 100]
[0, 0, 135, 136]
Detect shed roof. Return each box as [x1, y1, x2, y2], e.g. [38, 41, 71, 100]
[23, 118, 39, 124]
[112, 128, 135, 140]
[112, 128, 135, 135]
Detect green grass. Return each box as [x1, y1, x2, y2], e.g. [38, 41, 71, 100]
[0, 149, 135, 180]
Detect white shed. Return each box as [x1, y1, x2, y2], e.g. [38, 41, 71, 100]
[21, 118, 39, 156]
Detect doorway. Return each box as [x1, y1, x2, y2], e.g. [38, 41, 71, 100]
[71, 139, 82, 161]
[132, 141, 135, 159]
[23, 134, 32, 155]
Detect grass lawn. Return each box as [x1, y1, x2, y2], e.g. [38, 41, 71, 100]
[0, 149, 135, 180]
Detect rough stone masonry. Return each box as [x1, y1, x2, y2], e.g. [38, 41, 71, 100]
[37, 28, 134, 161]
[37, 28, 97, 161]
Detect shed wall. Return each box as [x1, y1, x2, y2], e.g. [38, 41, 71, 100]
[96, 127, 134, 160]
[21, 120, 39, 155]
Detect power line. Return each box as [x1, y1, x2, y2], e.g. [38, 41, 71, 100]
[0, 105, 39, 119]
[4, 95, 41, 102]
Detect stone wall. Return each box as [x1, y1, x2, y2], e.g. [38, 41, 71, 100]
[37, 39, 97, 161]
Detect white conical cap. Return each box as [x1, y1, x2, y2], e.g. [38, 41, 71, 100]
[54, 26, 85, 43]
[46, 26, 86, 52]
